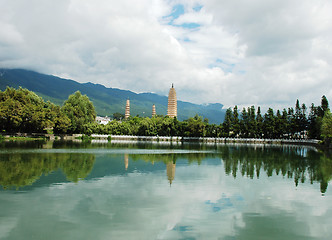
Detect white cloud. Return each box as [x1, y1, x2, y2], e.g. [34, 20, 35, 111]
[202, 0, 332, 107]
[0, 0, 331, 109]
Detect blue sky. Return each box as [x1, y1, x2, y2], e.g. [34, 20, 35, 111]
[0, 0, 331, 110]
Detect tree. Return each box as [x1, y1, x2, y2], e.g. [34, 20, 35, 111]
[113, 112, 125, 121]
[248, 106, 256, 137]
[308, 103, 320, 139]
[294, 99, 302, 135]
[0, 87, 65, 133]
[184, 115, 206, 137]
[138, 117, 157, 136]
[318, 95, 329, 117]
[222, 108, 233, 137]
[300, 103, 308, 137]
[308, 96, 330, 140]
[232, 106, 240, 137]
[62, 91, 96, 133]
[240, 107, 249, 137]
[256, 107, 264, 138]
[321, 110, 332, 143]
[288, 107, 296, 137]
[280, 109, 289, 137]
[263, 108, 276, 138]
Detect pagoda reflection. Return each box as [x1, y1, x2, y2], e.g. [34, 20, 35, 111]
[166, 160, 176, 185]
[124, 153, 129, 170]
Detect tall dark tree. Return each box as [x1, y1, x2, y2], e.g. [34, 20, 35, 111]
[308, 103, 320, 139]
[308, 96, 330, 139]
[248, 106, 256, 137]
[263, 108, 276, 138]
[318, 95, 329, 117]
[256, 107, 264, 138]
[294, 99, 302, 135]
[281, 109, 289, 137]
[232, 106, 240, 137]
[240, 107, 249, 137]
[222, 108, 233, 137]
[287, 107, 296, 137]
[300, 103, 308, 138]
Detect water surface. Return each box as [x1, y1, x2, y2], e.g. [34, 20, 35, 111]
[0, 141, 331, 239]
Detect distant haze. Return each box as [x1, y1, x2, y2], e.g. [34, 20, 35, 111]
[0, 0, 331, 109]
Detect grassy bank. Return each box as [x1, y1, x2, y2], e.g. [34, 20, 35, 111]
[0, 135, 45, 141]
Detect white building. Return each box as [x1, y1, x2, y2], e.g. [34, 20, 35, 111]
[96, 116, 111, 125]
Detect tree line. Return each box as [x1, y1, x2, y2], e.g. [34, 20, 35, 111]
[1, 87, 331, 142]
[222, 96, 330, 140]
[0, 87, 95, 134]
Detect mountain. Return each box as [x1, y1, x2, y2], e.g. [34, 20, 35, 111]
[0, 68, 225, 123]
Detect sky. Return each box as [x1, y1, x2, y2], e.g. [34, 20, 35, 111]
[0, 0, 332, 110]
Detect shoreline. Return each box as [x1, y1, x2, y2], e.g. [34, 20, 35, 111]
[107, 135, 320, 147]
[0, 133, 321, 147]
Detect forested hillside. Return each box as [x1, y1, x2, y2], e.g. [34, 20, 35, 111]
[0, 69, 225, 123]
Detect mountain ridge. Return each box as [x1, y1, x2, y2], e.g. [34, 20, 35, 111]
[0, 68, 225, 123]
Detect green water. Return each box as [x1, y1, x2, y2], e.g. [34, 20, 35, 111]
[0, 141, 332, 240]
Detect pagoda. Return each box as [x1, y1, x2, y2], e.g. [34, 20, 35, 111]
[125, 99, 130, 119]
[152, 104, 156, 117]
[167, 84, 177, 118]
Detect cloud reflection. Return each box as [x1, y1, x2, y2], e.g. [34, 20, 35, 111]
[0, 157, 331, 239]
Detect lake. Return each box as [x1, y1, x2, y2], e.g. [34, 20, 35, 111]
[0, 140, 332, 240]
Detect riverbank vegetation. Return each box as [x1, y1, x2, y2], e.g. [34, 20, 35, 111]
[0, 87, 95, 134]
[1, 87, 331, 144]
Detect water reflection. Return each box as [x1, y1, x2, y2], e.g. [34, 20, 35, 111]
[124, 153, 129, 171]
[219, 145, 332, 194]
[0, 141, 332, 194]
[0, 151, 95, 189]
[1, 141, 332, 239]
[128, 145, 332, 194]
[167, 160, 176, 185]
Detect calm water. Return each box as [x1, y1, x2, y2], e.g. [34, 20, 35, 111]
[0, 140, 332, 240]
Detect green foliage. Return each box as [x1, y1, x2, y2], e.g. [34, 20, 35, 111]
[78, 95, 329, 140]
[113, 112, 125, 121]
[62, 91, 96, 133]
[184, 115, 206, 137]
[222, 108, 232, 137]
[0, 87, 70, 133]
[221, 97, 330, 140]
[308, 96, 330, 139]
[321, 110, 332, 141]
[1, 86, 329, 141]
[318, 95, 329, 117]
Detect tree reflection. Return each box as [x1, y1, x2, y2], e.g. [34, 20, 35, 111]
[130, 152, 210, 165]
[130, 145, 332, 193]
[130, 152, 212, 185]
[220, 145, 332, 194]
[0, 152, 95, 189]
